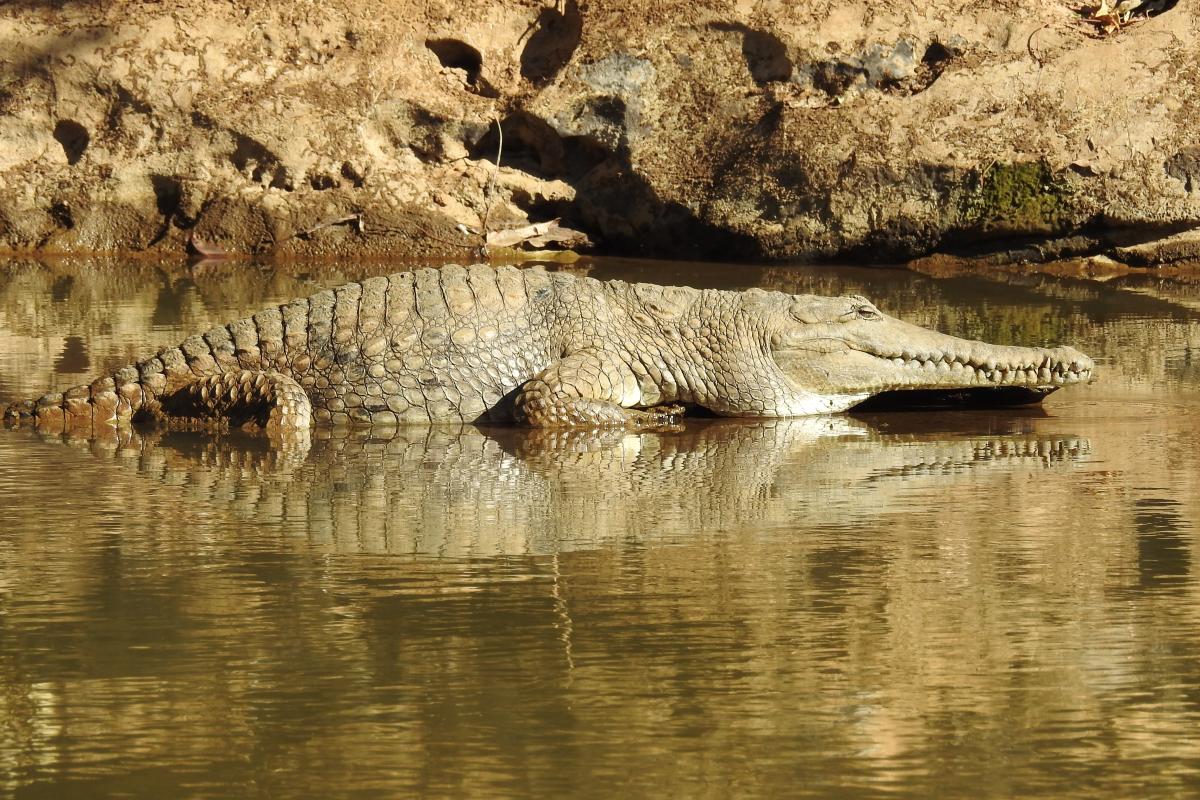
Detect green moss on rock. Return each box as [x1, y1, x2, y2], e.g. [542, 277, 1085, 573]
[961, 161, 1076, 236]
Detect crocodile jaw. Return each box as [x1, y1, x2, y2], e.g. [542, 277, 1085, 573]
[772, 315, 1095, 403]
[830, 344, 1095, 392]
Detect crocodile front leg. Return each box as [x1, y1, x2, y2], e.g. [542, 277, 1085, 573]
[513, 348, 684, 428]
[156, 370, 312, 432]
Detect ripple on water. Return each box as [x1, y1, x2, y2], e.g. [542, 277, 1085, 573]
[3, 257, 1200, 797]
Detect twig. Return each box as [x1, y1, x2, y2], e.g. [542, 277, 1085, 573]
[1027, 24, 1049, 68]
[479, 114, 503, 254]
[294, 214, 361, 240]
[424, 233, 481, 250]
[370, 219, 479, 252]
[976, 159, 997, 189]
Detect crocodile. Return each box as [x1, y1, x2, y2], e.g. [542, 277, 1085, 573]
[2, 263, 1094, 433]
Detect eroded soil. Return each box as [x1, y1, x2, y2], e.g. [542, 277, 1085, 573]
[1, 0, 1197, 263]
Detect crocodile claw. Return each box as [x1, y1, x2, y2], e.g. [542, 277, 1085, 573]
[628, 404, 687, 430]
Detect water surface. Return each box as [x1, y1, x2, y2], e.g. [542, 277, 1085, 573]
[1, 257, 1199, 798]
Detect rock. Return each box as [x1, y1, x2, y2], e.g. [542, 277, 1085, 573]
[1114, 227, 1200, 266]
[1165, 148, 1200, 195]
[0, 0, 1196, 262]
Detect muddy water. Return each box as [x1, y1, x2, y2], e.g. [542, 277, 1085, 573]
[1, 257, 1198, 798]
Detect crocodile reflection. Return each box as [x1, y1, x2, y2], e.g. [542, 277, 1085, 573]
[35, 417, 1091, 557]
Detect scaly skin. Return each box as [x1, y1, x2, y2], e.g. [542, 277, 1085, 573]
[2, 264, 1095, 433]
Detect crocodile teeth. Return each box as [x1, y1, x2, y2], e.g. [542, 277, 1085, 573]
[873, 346, 1092, 387]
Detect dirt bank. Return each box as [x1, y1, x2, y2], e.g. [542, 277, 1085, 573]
[1, 0, 1197, 263]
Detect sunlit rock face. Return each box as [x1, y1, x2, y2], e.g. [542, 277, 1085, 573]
[0, 1, 1197, 262]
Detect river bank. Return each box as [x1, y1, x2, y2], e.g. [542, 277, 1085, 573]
[1, 0, 1197, 265]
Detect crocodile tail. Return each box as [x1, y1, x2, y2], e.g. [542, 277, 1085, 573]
[4, 356, 171, 432]
[3, 305, 290, 431]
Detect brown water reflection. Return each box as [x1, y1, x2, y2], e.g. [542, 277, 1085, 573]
[1, 257, 1200, 798]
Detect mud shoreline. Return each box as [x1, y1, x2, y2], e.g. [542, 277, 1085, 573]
[1, 1, 1197, 265]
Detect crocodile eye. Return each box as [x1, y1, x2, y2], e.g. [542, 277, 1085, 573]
[854, 305, 881, 321]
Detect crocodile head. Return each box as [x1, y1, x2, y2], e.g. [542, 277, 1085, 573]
[768, 293, 1094, 411]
